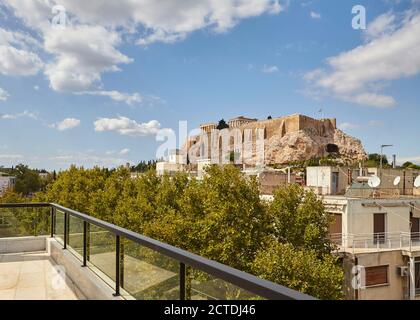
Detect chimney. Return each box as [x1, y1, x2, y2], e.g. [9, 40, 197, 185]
[392, 154, 397, 169]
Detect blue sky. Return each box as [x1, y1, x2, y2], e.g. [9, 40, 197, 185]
[0, 0, 419, 170]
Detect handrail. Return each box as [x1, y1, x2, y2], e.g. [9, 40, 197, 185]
[0, 202, 315, 300]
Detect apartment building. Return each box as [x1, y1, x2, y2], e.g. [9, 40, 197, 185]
[325, 196, 420, 300]
[308, 166, 420, 299]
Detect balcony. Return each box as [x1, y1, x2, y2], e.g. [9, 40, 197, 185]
[330, 232, 420, 254]
[0, 203, 314, 300]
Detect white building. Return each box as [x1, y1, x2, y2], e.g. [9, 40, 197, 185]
[0, 176, 16, 195]
[156, 150, 186, 176]
[306, 166, 351, 195]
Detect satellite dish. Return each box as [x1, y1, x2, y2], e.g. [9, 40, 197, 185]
[415, 176, 420, 188]
[368, 175, 381, 188]
[393, 176, 401, 186]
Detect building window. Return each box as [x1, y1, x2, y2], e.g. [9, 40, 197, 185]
[373, 213, 386, 244]
[415, 261, 420, 294]
[365, 265, 389, 287]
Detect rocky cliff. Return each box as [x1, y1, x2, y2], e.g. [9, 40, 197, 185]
[263, 126, 367, 165]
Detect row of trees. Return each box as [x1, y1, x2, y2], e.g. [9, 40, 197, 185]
[0, 164, 53, 196]
[6, 164, 341, 299]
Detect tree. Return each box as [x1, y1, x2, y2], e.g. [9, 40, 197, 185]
[216, 119, 229, 130]
[365, 153, 388, 167]
[252, 240, 344, 300]
[269, 184, 334, 254]
[402, 161, 420, 170]
[13, 164, 42, 196]
[30, 164, 343, 299]
[131, 160, 157, 172]
[267, 115, 272, 120]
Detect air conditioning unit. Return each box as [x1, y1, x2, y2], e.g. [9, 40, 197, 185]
[396, 266, 409, 277]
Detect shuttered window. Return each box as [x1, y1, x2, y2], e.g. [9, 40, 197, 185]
[365, 265, 388, 286]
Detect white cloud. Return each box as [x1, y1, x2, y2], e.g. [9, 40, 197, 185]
[0, 27, 43, 76]
[262, 65, 279, 74]
[50, 118, 81, 131]
[364, 12, 396, 40]
[0, 110, 38, 120]
[304, 11, 420, 108]
[119, 148, 130, 155]
[2, 0, 288, 100]
[48, 0, 287, 45]
[44, 25, 132, 92]
[94, 116, 172, 137]
[0, 87, 9, 101]
[49, 152, 131, 168]
[77, 90, 142, 105]
[0, 154, 23, 160]
[398, 155, 420, 165]
[310, 11, 321, 19]
[4, 0, 287, 45]
[34, 85, 39, 91]
[0, 45, 43, 76]
[338, 122, 360, 130]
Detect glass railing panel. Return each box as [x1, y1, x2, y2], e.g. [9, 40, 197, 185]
[189, 269, 263, 300]
[54, 209, 65, 245]
[68, 215, 84, 259]
[88, 224, 116, 283]
[0, 206, 50, 238]
[122, 239, 180, 300]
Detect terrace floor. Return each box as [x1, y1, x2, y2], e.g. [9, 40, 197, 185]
[0, 252, 80, 300]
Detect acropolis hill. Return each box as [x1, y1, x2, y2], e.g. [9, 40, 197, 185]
[187, 113, 367, 165]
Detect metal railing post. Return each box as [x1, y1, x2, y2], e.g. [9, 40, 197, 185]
[120, 240, 125, 289]
[82, 221, 87, 267]
[180, 262, 186, 300]
[63, 211, 68, 249]
[50, 206, 55, 238]
[114, 235, 120, 296]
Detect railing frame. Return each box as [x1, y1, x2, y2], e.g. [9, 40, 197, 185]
[0, 202, 315, 300]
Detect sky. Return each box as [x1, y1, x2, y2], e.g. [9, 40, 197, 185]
[0, 0, 419, 170]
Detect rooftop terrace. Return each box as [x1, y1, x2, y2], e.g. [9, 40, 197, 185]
[0, 203, 314, 300]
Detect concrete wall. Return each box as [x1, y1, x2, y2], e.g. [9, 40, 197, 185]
[347, 199, 411, 236]
[356, 251, 406, 300]
[48, 239, 124, 300]
[156, 162, 185, 176]
[0, 236, 47, 254]
[366, 168, 420, 196]
[307, 167, 332, 194]
[258, 171, 296, 195]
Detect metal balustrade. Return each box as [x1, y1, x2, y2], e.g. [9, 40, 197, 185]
[0, 203, 315, 300]
[330, 231, 420, 253]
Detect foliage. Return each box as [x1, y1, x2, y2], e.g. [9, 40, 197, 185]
[269, 184, 334, 254]
[402, 161, 420, 170]
[216, 119, 229, 130]
[252, 240, 344, 300]
[2, 164, 45, 195]
[364, 153, 390, 168]
[131, 160, 157, 172]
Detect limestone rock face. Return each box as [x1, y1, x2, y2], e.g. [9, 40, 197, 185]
[264, 126, 367, 164]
